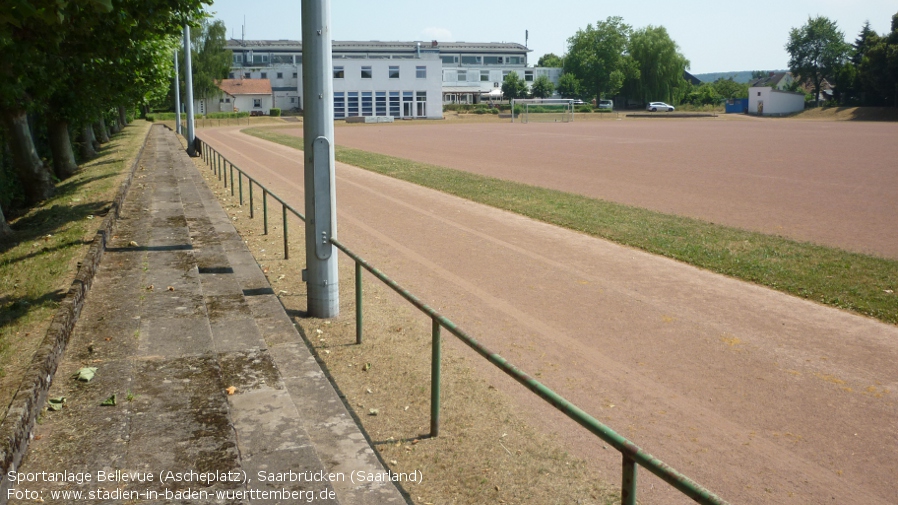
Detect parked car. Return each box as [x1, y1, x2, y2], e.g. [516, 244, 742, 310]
[572, 99, 585, 105]
[597, 99, 613, 110]
[647, 102, 675, 112]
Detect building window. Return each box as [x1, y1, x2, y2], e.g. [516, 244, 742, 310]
[361, 91, 373, 116]
[233, 53, 243, 65]
[229, 72, 235, 79]
[245, 72, 251, 78]
[277, 72, 283, 79]
[290, 97, 296, 103]
[416, 66, 426, 78]
[261, 72, 267, 79]
[253, 98, 261, 108]
[219, 98, 224, 103]
[347, 91, 359, 116]
[402, 91, 413, 117]
[375, 91, 387, 115]
[225, 98, 231, 103]
[457, 70, 467, 81]
[389, 66, 399, 78]
[252, 53, 268, 65]
[440, 55, 458, 64]
[461, 56, 481, 65]
[334, 92, 345, 118]
[271, 54, 293, 64]
[502, 70, 510, 79]
[481, 70, 489, 82]
[293, 72, 298, 78]
[484, 56, 503, 65]
[334, 66, 344, 78]
[361, 66, 372, 78]
[525, 70, 534, 82]
[389, 91, 400, 117]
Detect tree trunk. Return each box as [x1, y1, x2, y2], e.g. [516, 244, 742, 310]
[89, 124, 100, 150]
[118, 106, 128, 127]
[109, 118, 120, 135]
[95, 118, 110, 143]
[80, 123, 98, 160]
[48, 117, 78, 180]
[0, 204, 13, 239]
[0, 109, 55, 204]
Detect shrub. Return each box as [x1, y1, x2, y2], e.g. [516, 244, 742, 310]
[490, 108, 499, 115]
[269, 108, 281, 117]
[575, 105, 593, 113]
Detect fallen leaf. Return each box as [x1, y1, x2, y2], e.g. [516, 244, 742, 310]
[368, 409, 379, 416]
[146, 285, 154, 291]
[47, 397, 66, 411]
[363, 363, 371, 372]
[73, 367, 97, 382]
[129, 241, 139, 247]
[100, 395, 116, 407]
[167, 286, 174, 292]
[226, 386, 237, 395]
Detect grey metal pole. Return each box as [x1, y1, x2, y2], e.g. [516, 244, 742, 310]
[173, 49, 182, 135]
[183, 24, 196, 156]
[301, 0, 339, 317]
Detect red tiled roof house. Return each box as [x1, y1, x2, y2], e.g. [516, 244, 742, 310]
[195, 78, 274, 115]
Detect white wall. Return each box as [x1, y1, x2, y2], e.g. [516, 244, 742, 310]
[233, 95, 273, 115]
[748, 87, 805, 115]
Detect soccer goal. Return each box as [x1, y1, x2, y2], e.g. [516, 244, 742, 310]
[510, 98, 575, 123]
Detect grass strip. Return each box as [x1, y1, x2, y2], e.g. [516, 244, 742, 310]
[0, 121, 150, 399]
[243, 127, 898, 325]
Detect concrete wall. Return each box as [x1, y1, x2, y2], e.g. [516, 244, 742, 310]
[748, 87, 805, 115]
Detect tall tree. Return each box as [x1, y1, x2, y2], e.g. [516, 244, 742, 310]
[502, 71, 529, 100]
[564, 16, 634, 101]
[537, 53, 563, 68]
[625, 25, 689, 104]
[184, 18, 232, 107]
[786, 16, 850, 106]
[556, 73, 582, 98]
[858, 12, 898, 106]
[530, 74, 555, 98]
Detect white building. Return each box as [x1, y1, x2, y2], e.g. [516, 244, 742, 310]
[225, 39, 563, 119]
[747, 72, 805, 116]
[195, 78, 274, 116]
[748, 87, 806, 116]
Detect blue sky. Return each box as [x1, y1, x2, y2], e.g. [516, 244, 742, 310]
[208, 0, 896, 74]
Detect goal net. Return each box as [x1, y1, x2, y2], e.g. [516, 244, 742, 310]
[511, 99, 574, 123]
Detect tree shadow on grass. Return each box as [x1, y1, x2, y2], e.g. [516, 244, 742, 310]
[1, 201, 113, 255]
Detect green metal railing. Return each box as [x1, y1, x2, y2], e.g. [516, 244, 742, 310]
[193, 136, 730, 505]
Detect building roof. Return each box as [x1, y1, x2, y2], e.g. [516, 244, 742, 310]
[748, 72, 791, 88]
[226, 39, 530, 53]
[217, 78, 273, 96]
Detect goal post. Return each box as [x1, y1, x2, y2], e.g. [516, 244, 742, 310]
[510, 98, 575, 123]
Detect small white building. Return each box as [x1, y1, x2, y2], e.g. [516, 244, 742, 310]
[748, 87, 806, 116]
[196, 78, 275, 115]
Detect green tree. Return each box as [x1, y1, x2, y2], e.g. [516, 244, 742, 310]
[502, 71, 529, 100]
[563, 16, 634, 101]
[858, 12, 898, 106]
[712, 78, 748, 99]
[556, 73, 582, 98]
[183, 18, 232, 108]
[625, 25, 689, 104]
[786, 16, 851, 106]
[537, 53, 563, 67]
[530, 74, 555, 98]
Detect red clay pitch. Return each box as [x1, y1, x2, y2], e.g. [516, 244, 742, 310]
[321, 116, 898, 259]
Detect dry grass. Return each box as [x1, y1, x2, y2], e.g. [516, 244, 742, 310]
[0, 120, 150, 417]
[189, 147, 619, 505]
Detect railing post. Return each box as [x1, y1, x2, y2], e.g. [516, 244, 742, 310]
[283, 204, 289, 260]
[431, 318, 441, 438]
[263, 190, 268, 235]
[355, 261, 362, 344]
[230, 164, 235, 196]
[223, 159, 228, 188]
[249, 180, 254, 218]
[621, 455, 638, 505]
[239, 172, 243, 205]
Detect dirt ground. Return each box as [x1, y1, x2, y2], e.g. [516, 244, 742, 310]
[314, 116, 898, 259]
[196, 125, 898, 505]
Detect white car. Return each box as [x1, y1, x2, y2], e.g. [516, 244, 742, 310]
[647, 102, 675, 112]
[597, 100, 613, 110]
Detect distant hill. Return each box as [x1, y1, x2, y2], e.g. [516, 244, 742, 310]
[693, 70, 789, 84]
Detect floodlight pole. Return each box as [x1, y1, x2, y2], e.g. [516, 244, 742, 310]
[301, 0, 339, 317]
[183, 24, 196, 156]
[173, 49, 182, 135]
